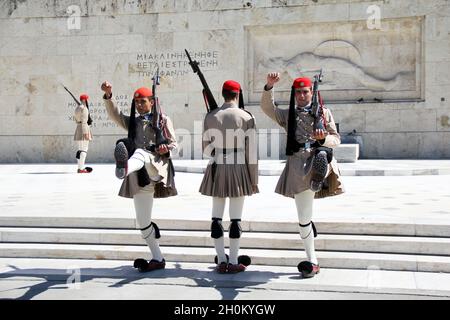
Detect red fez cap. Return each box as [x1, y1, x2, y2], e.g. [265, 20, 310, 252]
[222, 80, 241, 93]
[293, 77, 312, 89]
[79, 94, 89, 101]
[133, 87, 153, 99]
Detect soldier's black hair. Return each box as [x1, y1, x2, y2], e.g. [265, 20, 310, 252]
[222, 89, 245, 110]
[222, 89, 238, 101]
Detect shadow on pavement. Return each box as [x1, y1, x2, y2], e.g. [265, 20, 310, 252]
[0, 262, 298, 300]
[21, 172, 73, 175]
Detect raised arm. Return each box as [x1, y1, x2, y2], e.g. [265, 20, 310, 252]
[260, 72, 288, 128]
[101, 81, 129, 131]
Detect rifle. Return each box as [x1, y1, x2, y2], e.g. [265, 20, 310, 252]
[62, 84, 93, 126]
[62, 84, 81, 106]
[148, 67, 168, 153]
[304, 69, 334, 179]
[185, 49, 218, 112]
[310, 69, 325, 131]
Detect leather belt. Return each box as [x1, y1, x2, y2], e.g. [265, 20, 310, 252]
[298, 142, 311, 149]
[216, 148, 242, 154]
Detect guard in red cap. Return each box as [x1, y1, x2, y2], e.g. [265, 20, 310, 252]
[260, 72, 344, 278]
[101, 80, 178, 272]
[199, 80, 258, 274]
[74, 94, 93, 173]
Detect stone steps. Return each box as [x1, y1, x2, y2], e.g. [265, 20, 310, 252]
[1, 227, 450, 256]
[2, 216, 450, 273]
[1, 242, 449, 273]
[1, 216, 449, 237]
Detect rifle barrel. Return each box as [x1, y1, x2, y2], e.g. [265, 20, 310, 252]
[185, 49, 192, 63]
[185, 48, 218, 112]
[62, 85, 81, 106]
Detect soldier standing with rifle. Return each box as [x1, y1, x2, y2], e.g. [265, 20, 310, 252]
[63, 85, 94, 173]
[260, 72, 344, 278]
[186, 50, 258, 274]
[100, 71, 177, 272]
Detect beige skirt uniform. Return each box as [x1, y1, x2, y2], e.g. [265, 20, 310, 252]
[119, 152, 177, 199]
[260, 89, 344, 199]
[73, 104, 92, 141]
[199, 102, 259, 198]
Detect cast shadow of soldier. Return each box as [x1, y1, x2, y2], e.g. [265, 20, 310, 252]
[0, 261, 298, 300]
[22, 172, 73, 175]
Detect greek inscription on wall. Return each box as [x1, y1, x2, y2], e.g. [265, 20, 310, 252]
[66, 95, 130, 129]
[131, 50, 219, 77]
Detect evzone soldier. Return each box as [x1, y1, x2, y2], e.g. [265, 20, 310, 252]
[101, 81, 177, 272]
[74, 94, 93, 173]
[199, 80, 258, 274]
[260, 72, 344, 278]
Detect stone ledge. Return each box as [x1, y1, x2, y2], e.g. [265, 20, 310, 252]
[334, 144, 359, 163]
[2, 243, 450, 272]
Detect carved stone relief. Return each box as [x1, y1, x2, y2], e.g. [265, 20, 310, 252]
[246, 17, 423, 103]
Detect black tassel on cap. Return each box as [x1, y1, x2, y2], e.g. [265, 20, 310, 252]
[238, 88, 244, 109]
[85, 100, 93, 126]
[128, 99, 136, 141]
[286, 86, 300, 155]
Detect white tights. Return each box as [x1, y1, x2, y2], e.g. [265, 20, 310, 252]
[133, 184, 163, 262]
[212, 196, 245, 265]
[126, 148, 160, 180]
[294, 189, 318, 265]
[76, 140, 89, 170]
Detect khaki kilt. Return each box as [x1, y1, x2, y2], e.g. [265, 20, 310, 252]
[199, 158, 259, 198]
[119, 152, 177, 199]
[275, 149, 344, 199]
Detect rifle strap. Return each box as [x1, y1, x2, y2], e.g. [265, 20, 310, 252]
[202, 90, 210, 113]
[158, 114, 171, 142]
[318, 91, 327, 128]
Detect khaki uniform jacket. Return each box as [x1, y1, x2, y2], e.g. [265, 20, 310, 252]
[260, 88, 344, 199]
[73, 104, 92, 141]
[104, 97, 178, 199]
[199, 102, 259, 197]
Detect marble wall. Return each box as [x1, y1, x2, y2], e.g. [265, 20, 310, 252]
[0, 0, 449, 162]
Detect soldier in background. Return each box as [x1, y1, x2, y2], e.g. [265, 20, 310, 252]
[74, 94, 93, 173]
[260, 72, 344, 278]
